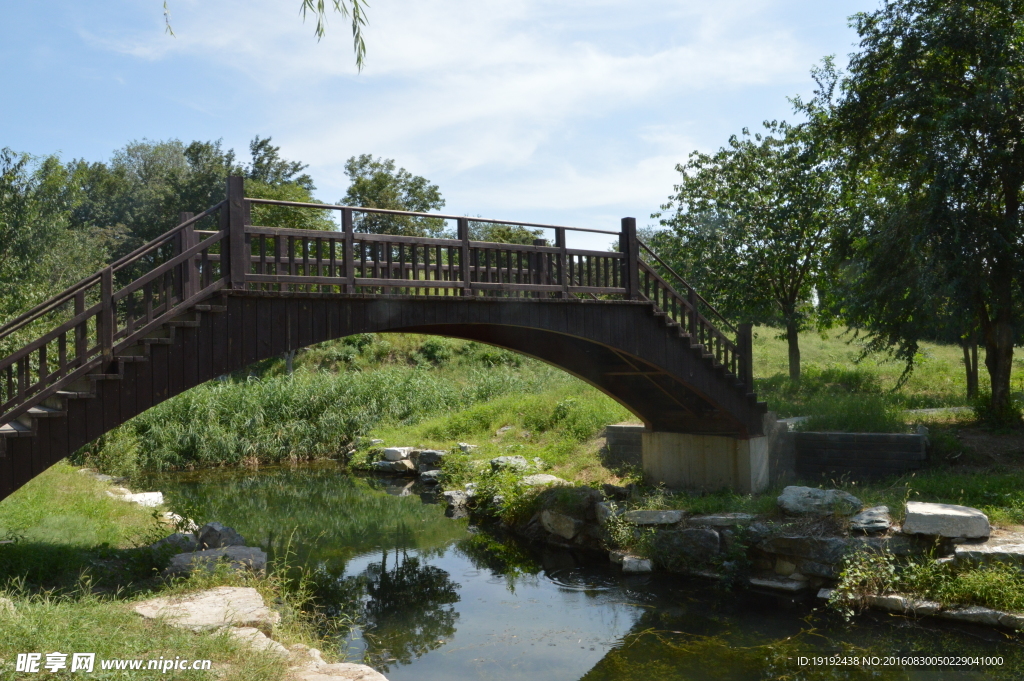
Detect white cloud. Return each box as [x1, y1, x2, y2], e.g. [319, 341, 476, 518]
[76, 0, 848, 222]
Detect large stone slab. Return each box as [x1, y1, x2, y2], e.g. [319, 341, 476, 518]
[226, 627, 289, 657]
[373, 459, 416, 475]
[777, 486, 862, 516]
[902, 502, 990, 539]
[383, 447, 414, 461]
[134, 587, 280, 633]
[622, 510, 683, 526]
[291, 664, 388, 681]
[954, 529, 1024, 565]
[689, 513, 755, 527]
[151, 532, 199, 553]
[165, 546, 267, 576]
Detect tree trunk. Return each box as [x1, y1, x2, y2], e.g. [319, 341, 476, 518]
[786, 318, 801, 382]
[284, 350, 296, 375]
[983, 318, 1014, 418]
[961, 336, 978, 400]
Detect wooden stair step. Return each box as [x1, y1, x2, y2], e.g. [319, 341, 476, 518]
[27, 406, 64, 418]
[88, 373, 123, 381]
[0, 421, 32, 437]
[194, 304, 227, 313]
[141, 337, 173, 345]
[167, 320, 201, 328]
[55, 389, 94, 399]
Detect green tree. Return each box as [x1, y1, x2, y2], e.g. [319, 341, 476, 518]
[830, 0, 1024, 419]
[341, 155, 447, 237]
[653, 121, 843, 382]
[0, 150, 111, 347]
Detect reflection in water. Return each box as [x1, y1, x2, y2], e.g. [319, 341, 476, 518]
[358, 549, 460, 673]
[149, 464, 1024, 681]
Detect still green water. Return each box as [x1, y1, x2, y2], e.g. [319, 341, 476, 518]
[143, 463, 1024, 680]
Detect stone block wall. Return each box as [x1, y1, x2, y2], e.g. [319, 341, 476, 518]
[794, 432, 927, 481]
[604, 423, 644, 468]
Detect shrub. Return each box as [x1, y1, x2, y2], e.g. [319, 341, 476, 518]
[795, 393, 906, 433]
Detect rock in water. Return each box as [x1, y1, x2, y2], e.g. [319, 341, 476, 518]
[383, 447, 414, 461]
[777, 486, 862, 516]
[540, 510, 583, 540]
[621, 556, 653, 573]
[419, 470, 443, 485]
[165, 546, 267, 576]
[850, 506, 891, 533]
[902, 501, 990, 539]
[133, 587, 280, 633]
[198, 522, 246, 549]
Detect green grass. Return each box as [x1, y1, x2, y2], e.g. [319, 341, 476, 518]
[0, 464, 344, 681]
[750, 326, 1024, 416]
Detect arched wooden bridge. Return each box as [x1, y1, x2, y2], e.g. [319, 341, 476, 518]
[0, 177, 765, 502]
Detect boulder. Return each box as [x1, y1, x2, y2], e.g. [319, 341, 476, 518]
[151, 532, 199, 553]
[938, 605, 1004, 627]
[520, 474, 568, 487]
[902, 502, 990, 539]
[372, 459, 416, 475]
[777, 486, 862, 516]
[133, 587, 280, 633]
[954, 529, 1024, 565]
[383, 447, 414, 461]
[419, 470, 443, 485]
[757, 536, 850, 566]
[415, 450, 447, 471]
[623, 510, 683, 526]
[595, 502, 616, 525]
[850, 506, 892, 534]
[541, 510, 583, 540]
[226, 627, 289, 657]
[652, 528, 720, 564]
[441, 490, 469, 518]
[198, 522, 246, 549]
[458, 442, 478, 453]
[689, 513, 755, 527]
[621, 556, 653, 573]
[490, 455, 530, 473]
[165, 546, 267, 576]
[602, 483, 633, 501]
[124, 492, 164, 507]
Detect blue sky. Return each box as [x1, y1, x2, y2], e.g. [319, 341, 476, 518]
[2, 0, 868, 248]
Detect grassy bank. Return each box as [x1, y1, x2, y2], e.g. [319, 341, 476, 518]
[0, 464, 337, 681]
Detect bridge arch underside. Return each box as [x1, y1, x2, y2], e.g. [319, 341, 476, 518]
[0, 292, 763, 500]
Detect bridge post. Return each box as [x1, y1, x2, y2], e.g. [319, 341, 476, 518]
[99, 267, 113, 361]
[619, 218, 640, 300]
[457, 217, 472, 296]
[555, 228, 569, 298]
[178, 212, 195, 299]
[738, 322, 754, 392]
[225, 176, 247, 290]
[341, 208, 355, 293]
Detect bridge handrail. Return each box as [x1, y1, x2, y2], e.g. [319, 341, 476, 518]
[635, 239, 737, 335]
[245, 197, 622, 236]
[0, 202, 225, 342]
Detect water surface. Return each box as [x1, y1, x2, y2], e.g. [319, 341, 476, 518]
[144, 463, 1024, 680]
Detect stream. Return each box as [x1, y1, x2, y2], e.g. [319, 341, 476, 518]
[142, 462, 1024, 680]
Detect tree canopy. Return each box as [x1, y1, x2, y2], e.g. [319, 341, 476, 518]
[341, 155, 447, 237]
[652, 120, 843, 381]
[829, 0, 1024, 418]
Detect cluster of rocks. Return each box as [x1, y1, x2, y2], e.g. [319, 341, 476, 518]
[133, 587, 386, 680]
[151, 522, 268, 577]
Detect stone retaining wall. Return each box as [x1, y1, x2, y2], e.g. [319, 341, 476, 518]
[793, 432, 927, 481]
[604, 423, 644, 468]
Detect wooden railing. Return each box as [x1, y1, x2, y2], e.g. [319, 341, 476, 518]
[0, 203, 228, 427]
[0, 176, 755, 433]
